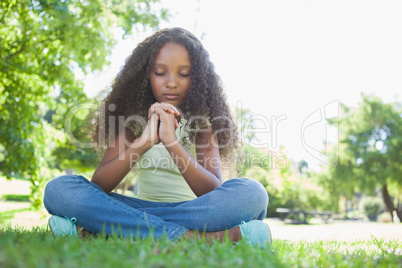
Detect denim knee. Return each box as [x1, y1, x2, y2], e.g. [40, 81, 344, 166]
[231, 178, 269, 215]
[243, 178, 268, 204]
[43, 174, 78, 214]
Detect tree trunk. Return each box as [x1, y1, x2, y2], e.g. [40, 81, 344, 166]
[396, 208, 402, 223]
[382, 184, 395, 220]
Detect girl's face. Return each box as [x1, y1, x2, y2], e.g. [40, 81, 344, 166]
[150, 42, 192, 107]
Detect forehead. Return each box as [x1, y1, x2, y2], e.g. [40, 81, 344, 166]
[154, 43, 191, 64]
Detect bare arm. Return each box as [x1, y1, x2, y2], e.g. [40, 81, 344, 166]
[153, 106, 222, 196]
[91, 114, 159, 193]
[91, 103, 180, 193]
[164, 126, 223, 197]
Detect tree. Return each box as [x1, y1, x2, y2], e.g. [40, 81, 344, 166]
[234, 107, 337, 218]
[45, 95, 98, 174]
[234, 107, 270, 176]
[297, 159, 308, 176]
[0, 0, 168, 208]
[324, 94, 402, 221]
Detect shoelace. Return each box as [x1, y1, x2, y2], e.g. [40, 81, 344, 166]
[65, 216, 77, 224]
[64, 216, 77, 235]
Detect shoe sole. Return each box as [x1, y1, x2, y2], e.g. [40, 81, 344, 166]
[48, 217, 57, 237]
[266, 222, 272, 244]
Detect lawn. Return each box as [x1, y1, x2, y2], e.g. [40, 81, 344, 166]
[1, 178, 401, 267]
[0, 227, 401, 268]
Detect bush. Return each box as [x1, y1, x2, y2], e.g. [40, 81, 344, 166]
[359, 196, 384, 221]
[1, 194, 30, 202]
[244, 168, 337, 218]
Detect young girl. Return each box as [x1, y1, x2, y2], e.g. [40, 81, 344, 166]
[44, 27, 271, 247]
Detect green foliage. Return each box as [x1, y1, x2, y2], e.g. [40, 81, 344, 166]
[235, 106, 257, 144]
[270, 179, 336, 218]
[235, 105, 337, 216]
[236, 105, 338, 218]
[47, 98, 99, 172]
[323, 94, 402, 219]
[359, 197, 384, 221]
[1, 228, 401, 267]
[336, 95, 402, 192]
[235, 107, 271, 177]
[0, 0, 168, 209]
[237, 145, 271, 177]
[243, 163, 336, 218]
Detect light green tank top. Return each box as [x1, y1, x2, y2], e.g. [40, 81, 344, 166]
[136, 119, 208, 202]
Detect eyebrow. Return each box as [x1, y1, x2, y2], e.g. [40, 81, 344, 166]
[154, 63, 191, 68]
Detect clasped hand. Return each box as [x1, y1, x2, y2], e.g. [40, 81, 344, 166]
[141, 102, 181, 147]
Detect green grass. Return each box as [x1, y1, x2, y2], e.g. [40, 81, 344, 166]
[0, 227, 401, 267]
[0, 208, 32, 226]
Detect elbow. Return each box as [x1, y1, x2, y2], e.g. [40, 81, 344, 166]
[91, 173, 111, 194]
[195, 178, 222, 197]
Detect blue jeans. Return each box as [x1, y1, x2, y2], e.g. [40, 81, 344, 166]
[44, 175, 268, 241]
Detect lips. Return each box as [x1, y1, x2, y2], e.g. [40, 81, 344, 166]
[163, 94, 179, 100]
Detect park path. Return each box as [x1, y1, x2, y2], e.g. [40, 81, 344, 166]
[265, 218, 402, 242]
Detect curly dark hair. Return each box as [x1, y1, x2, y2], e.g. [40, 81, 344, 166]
[92, 27, 239, 159]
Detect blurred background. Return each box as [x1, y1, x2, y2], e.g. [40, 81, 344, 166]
[1, 0, 401, 229]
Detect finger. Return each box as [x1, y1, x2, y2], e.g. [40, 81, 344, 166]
[148, 106, 153, 120]
[154, 107, 177, 128]
[148, 102, 160, 119]
[160, 102, 180, 115]
[160, 106, 177, 115]
[172, 107, 180, 116]
[158, 106, 174, 114]
[173, 107, 180, 116]
[153, 106, 168, 116]
[149, 106, 172, 119]
[152, 111, 160, 122]
[150, 113, 160, 133]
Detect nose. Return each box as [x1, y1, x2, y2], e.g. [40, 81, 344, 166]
[166, 73, 177, 89]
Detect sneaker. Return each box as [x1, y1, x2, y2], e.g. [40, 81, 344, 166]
[48, 216, 78, 237]
[238, 220, 272, 248]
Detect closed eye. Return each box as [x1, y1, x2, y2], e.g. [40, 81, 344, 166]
[154, 72, 165, 76]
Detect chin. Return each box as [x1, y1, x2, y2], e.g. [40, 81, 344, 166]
[166, 100, 181, 106]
